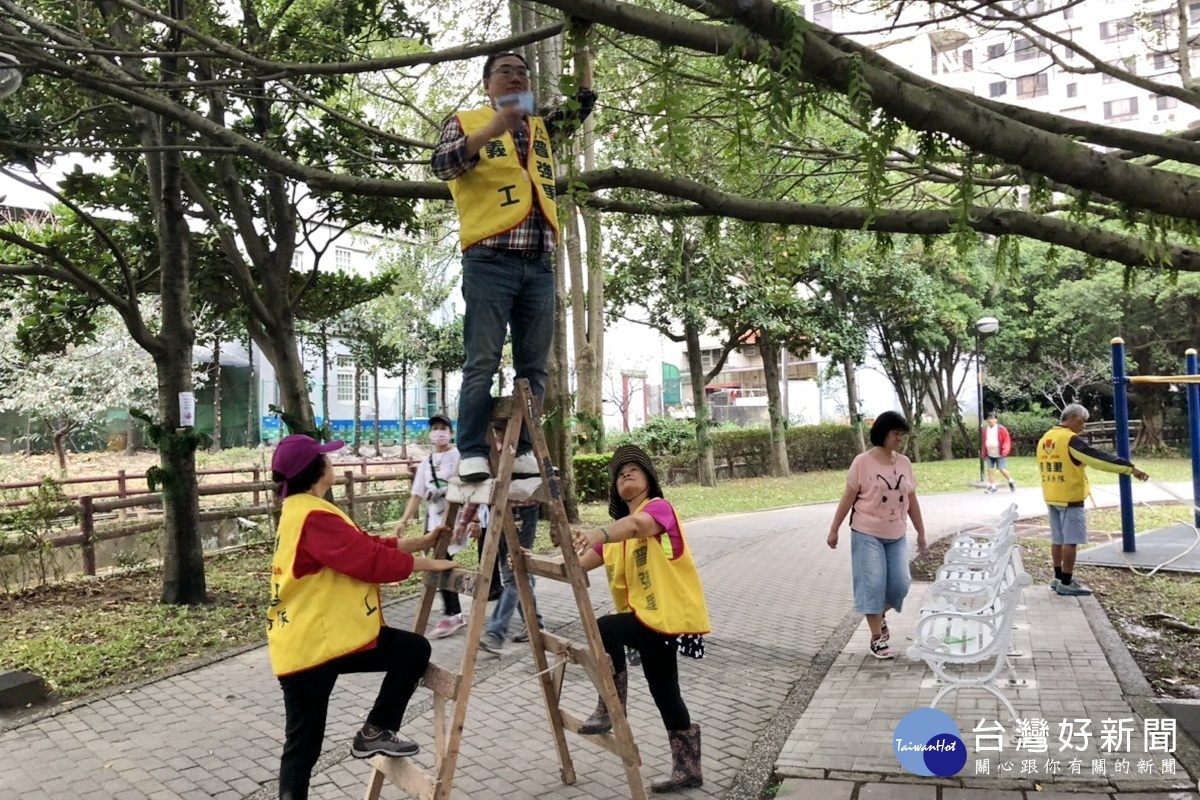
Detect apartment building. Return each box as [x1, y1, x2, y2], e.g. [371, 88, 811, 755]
[815, 0, 1200, 134]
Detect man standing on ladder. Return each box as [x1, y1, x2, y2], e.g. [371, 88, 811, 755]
[1038, 403, 1148, 596]
[431, 29, 596, 483]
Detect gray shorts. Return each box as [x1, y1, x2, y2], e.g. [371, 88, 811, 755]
[1048, 505, 1088, 546]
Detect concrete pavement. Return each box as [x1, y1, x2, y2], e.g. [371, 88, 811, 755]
[1, 483, 1198, 799]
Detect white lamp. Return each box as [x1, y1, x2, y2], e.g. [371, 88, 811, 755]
[0, 53, 21, 100]
[975, 316, 1000, 336]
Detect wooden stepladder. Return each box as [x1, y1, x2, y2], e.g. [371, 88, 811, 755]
[363, 379, 646, 800]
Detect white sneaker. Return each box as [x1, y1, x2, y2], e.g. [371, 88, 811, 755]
[512, 452, 540, 475]
[459, 457, 491, 483]
[430, 613, 465, 639]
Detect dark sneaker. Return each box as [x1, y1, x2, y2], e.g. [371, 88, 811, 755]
[479, 631, 505, 655]
[870, 636, 894, 660]
[351, 728, 419, 759]
[1056, 582, 1093, 596]
[512, 622, 530, 643]
[1009, 482, 1016, 493]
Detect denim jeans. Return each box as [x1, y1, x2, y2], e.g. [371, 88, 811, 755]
[487, 505, 543, 639]
[850, 530, 911, 615]
[458, 246, 555, 460]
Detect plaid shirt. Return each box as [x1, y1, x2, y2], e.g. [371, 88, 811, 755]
[431, 88, 597, 252]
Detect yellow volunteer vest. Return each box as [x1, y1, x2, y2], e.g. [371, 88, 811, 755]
[603, 499, 711, 635]
[448, 107, 560, 251]
[1037, 425, 1089, 506]
[267, 493, 384, 676]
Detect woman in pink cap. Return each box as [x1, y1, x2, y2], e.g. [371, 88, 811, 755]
[266, 434, 454, 800]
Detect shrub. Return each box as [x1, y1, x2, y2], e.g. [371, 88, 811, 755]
[785, 424, 862, 471]
[573, 453, 612, 502]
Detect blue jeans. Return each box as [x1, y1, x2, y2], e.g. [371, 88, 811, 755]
[850, 530, 911, 615]
[487, 505, 542, 639]
[458, 246, 555, 460]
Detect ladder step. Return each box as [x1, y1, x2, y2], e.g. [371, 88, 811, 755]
[558, 710, 642, 762]
[425, 567, 480, 596]
[421, 662, 461, 699]
[522, 553, 585, 584]
[539, 630, 605, 676]
[446, 475, 545, 505]
[489, 396, 517, 421]
[369, 755, 437, 799]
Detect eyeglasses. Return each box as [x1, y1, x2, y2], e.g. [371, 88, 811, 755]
[490, 66, 530, 79]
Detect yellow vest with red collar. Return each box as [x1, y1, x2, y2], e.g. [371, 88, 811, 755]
[267, 493, 384, 676]
[602, 499, 711, 635]
[1037, 425, 1089, 506]
[448, 107, 560, 251]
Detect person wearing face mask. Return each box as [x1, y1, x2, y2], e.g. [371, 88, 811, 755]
[430, 33, 596, 485]
[396, 414, 470, 638]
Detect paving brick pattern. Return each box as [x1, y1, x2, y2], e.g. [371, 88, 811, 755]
[0, 486, 1195, 799]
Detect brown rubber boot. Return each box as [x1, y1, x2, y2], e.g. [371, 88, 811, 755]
[650, 723, 703, 793]
[578, 670, 627, 735]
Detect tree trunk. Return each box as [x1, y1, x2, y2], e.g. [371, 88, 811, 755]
[51, 422, 69, 473]
[125, 414, 138, 456]
[440, 369, 449, 416]
[546, 249, 579, 522]
[246, 337, 256, 446]
[760, 337, 790, 477]
[320, 323, 330, 433]
[353, 361, 362, 456]
[154, 103, 205, 605]
[251, 302, 316, 436]
[210, 329, 222, 452]
[372, 365, 382, 457]
[400, 365, 409, 458]
[843, 358, 866, 452]
[684, 319, 716, 486]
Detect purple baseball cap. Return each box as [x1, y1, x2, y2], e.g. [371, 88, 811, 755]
[272, 434, 345, 483]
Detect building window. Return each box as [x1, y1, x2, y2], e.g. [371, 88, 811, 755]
[989, 80, 1008, 97]
[334, 247, 352, 271]
[812, 0, 833, 27]
[291, 251, 304, 270]
[1016, 73, 1049, 99]
[699, 348, 721, 370]
[1156, 94, 1179, 110]
[1013, 36, 1045, 61]
[1099, 17, 1133, 41]
[1152, 52, 1172, 71]
[359, 371, 372, 402]
[962, 49, 974, 71]
[336, 355, 355, 403]
[1192, 1, 1200, 25]
[1066, 82, 1077, 98]
[1149, 11, 1169, 32]
[986, 43, 1006, 61]
[1103, 96, 1139, 122]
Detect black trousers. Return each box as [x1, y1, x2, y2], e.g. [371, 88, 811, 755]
[277, 626, 431, 800]
[597, 612, 690, 731]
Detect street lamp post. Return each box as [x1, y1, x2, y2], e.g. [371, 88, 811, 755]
[974, 316, 1000, 483]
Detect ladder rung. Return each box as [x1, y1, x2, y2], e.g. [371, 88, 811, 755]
[421, 662, 461, 699]
[425, 567, 478, 595]
[523, 553, 573, 582]
[540, 631, 604, 675]
[558, 710, 642, 762]
[489, 396, 517, 421]
[369, 755, 437, 799]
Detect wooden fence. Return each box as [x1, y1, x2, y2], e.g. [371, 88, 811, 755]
[0, 459, 418, 581]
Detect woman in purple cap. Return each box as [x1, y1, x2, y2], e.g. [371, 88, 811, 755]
[266, 434, 455, 800]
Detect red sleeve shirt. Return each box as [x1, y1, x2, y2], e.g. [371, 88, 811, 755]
[293, 511, 415, 583]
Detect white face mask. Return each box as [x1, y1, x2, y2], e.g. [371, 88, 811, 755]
[430, 430, 451, 447]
